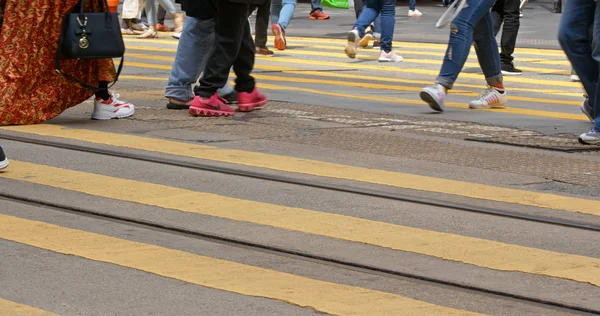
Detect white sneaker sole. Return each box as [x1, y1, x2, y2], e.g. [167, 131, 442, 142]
[0, 158, 8, 170]
[420, 90, 445, 112]
[501, 70, 522, 76]
[378, 58, 403, 62]
[469, 101, 508, 109]
[91, 109, 135, 120]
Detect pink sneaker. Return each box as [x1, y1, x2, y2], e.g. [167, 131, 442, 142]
[188, 93, 235, 117]
[237, 88, 267, 112]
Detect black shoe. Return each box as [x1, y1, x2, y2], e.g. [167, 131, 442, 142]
[0, 146, 8, 170]
[221, 90, 238, 104]
[501, 63, 523, 76]
[373, 40, 381, 49]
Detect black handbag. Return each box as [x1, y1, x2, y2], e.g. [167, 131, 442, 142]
[55, 0, 125, 91]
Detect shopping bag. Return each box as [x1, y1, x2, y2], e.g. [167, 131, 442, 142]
[321, 0, 349, 9]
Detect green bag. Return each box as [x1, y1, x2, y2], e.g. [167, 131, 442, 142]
[321, 0, 349, 9]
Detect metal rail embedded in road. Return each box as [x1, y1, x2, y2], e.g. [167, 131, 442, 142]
[1, 132, 599, 233]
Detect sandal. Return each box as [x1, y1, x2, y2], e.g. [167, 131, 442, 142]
[137, 30, 158, 39]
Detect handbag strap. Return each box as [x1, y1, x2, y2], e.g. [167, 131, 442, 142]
[54, 31, 124, 93]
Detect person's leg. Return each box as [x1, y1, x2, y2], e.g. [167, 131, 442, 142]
[345, 0, 379, 58]
[166, 17, 215, 105]
[379, 0, 396, 53]
[277, 0, 296, 30]
[409, 0, 416, 11]
[272, 0, 295, 50]
[577, 2, 600, 143]
[354, 0, 364, 18]
[138, 0, 158, 37]
[255, 0, 271, 49]
[491, 0, 504, 36]
[233, 20, 267, 112]
[157, 4, 166, 25]
[420, 0, 498, 112]
[436, 0, 498, 89]
[157, 0, 176, 14]
[468, 11, 507, 108]
[591, 1, 600, 132]
[558, 0, 597, 111]
[498, 0, 521, 67]
[311, 0, 322, 12]
[309, 0, 330, 19]
[196, 3, 249, 98]
[271, 0, 282, 25]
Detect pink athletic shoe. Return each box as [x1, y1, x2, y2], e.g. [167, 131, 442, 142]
[237, 88, 267, 112]
[188, 93, 235, 117]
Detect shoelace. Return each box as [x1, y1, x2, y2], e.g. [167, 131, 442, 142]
[217, 96, 229, 104]
[478, 87, 496, 100]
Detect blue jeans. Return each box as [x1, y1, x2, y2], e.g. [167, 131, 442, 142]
[409, 0, 416, 11]
[165, 17, 233, 101]
[271, 0, 296, 30]
[558, 0, 600, 129]
[436, 0, 502, 89]
[354, 0, 395, 52]
[144, 0, 177, 25]
[311, 0, 322, 12]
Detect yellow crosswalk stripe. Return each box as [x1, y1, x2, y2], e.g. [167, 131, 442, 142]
[2, 126, 598, 216]
[124, 52, 583, 98]
[2, 161, 600, 287]
[0, 298, 57, 316]
[126, 36, 567, 57]
[0, 214, 480, 316]
[123, 42, 570, 76]
[124, 55, 579, 105]
[122, 45, 580, 88]
[120, 69, 586, 121]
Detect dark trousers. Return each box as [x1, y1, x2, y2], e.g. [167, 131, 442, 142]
[196, 2, 256, 97]
[354, 0, 363, 18]
[491, 0, 520, 64]
[249, 0, 271, 48]
[158, 5, 166, 25]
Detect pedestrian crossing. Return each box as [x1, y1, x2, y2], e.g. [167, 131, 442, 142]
[2, 36, 600, 314]
[120, 35, 587, 124]
[1, 124, 599, 314]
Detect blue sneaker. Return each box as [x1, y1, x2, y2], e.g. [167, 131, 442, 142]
[579, 128, 600, 145]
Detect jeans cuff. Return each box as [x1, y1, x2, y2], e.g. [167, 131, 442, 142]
[485, 74, 503, 87]
[435, 77, 454, 90]
[165, 87, 195, 101]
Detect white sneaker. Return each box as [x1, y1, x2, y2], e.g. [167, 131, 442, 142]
[519, 11, 523, 18]
[345, 29, 359, 59]
[579, 128, 600, 145]
[92, 93, 135, 120]
[570, 74, 580, 82]
[408, 9, 422, 17]
[469, 87, 508, 109]
[172, 32, 182, 40]
[378, 50, 403, 62]
[420, 84, 447, 112]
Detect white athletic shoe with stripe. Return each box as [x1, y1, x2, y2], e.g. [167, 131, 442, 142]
[469, 87, 508, 109]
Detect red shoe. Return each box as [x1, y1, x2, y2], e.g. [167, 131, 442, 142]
[188, 94, 235, 117]
[309, 9, 330, 20]
[156, 24, 171, 32]
[237, 88, 267, 112]
[272, 23, 286, 51]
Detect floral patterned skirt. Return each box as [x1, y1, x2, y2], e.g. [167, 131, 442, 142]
[0, 0, 117, 125]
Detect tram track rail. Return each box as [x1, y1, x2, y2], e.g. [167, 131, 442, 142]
[1, 192, 598, 315]
[1, 132, 599, 233]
